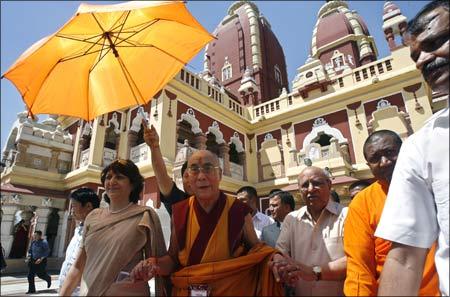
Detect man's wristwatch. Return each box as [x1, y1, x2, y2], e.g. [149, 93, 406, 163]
[312, 265, 322, 281]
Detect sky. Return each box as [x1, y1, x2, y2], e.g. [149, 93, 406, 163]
[0, 0, 429, 151]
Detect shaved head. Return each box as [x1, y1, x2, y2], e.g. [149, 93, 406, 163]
[297, 166, 332, 216]
[298, 166, 330, 183]
[188, 150, 220, 167]
[363, 130, 402, 160]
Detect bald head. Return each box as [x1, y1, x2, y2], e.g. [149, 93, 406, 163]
[298, 166, 331, 183]
[363, 130, 402, 183]
[188, 150, 220, 167]
[363, 130, 402, 160]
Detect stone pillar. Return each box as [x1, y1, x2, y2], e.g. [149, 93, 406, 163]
[289, 148, 298, 167]
[238, 152, 247, 181]
[384, 28, 396, 50]
[49, 151, 60, 173]
[127, 130, 139, 158]
[57, 209, 71, 258]
[219, 143, 231, 176]
[1, 204, 20, 258]
[34, 207, 52, 240]
[89, 118, 106, 167]
[246, 134, 258, 183]
[194, 133, 207, 150]
[14, 142, 28, 166]
[52, 210, 65, 257]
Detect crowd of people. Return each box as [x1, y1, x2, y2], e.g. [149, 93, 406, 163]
[22, 1, 448, 296]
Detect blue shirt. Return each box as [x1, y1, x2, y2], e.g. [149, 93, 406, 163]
[28, 239, 50, 260]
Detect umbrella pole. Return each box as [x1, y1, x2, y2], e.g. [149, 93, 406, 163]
[104, 31, 149, 126]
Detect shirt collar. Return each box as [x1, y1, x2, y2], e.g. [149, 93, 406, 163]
[298, 199, 340, 221]
[253, 211, 264, 221]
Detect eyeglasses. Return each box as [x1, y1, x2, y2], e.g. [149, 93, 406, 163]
[188, 164, 220, 175]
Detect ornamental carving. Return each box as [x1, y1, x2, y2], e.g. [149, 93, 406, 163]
[313, 117, 328, 128]
[376, 99, 391, 110]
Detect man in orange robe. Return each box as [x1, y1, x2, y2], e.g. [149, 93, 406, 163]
[131, 150, 283, 296]
[344, 130, 439, 296]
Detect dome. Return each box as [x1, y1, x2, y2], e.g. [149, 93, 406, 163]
[383, 1, 402, 21]
[310, 0, 377, 67]
[315, 12, 354, 49]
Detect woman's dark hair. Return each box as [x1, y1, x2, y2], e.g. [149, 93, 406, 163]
[100, 159, 144, 204]
[70, 188, 100, 209]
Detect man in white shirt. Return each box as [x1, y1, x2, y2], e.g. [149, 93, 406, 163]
[237, 186, 273, 239]
[375, 1, 449, 295]
[58, 188, 99, 296]
[271, 166, 347, 296]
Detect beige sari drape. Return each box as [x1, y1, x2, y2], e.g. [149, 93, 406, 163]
[79, 204, 167, 296]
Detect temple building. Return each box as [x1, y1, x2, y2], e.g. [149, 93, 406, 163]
[0, 1, 444, 272]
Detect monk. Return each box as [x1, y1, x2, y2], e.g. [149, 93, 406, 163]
[343, 130, 439, 296]
[131, 150, 283, 296]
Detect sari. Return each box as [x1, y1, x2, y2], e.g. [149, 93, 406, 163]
[79, 204, 167, 296]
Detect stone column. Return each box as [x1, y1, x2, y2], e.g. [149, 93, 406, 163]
[34, 207, 52, 241]
[218, 143, 231, 176]
[127, 130, 139, 158]
[238, 152, 247, 181]
[52, 210, 65, 257]
[14, 142, 28, 166]
[57, 209, 71, 258]
[194, 133, 207, 150]
[49, 151, 60, 173]
[89, 118, 106, 167]
[384, 28, 396, 51]
[1, 204, 20, 258]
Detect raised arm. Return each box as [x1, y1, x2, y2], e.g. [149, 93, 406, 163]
[142, 123, 173, 196]
[378, 243, 427, 296]
[59, 248, 86, 296]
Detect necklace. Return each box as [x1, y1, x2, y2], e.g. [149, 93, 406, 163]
[109, 202, 133, 214]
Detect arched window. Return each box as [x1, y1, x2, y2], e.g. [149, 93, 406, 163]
[222, 58, 232, 81]
[274, 65, 282, 84]
[104, 126, 118, 150]
[177, 120, 195, 147]
[135, 124, 145, 146]
[229, 142, 240, 164]
[313, 133, 332, 147]
[206, 133, 220, 156]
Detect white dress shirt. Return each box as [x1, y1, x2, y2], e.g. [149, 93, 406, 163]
[58, 223, 83, 296]
[375, 107, 449, 296]
[276, 200, 347, 296]
[252, 211, 274, 239]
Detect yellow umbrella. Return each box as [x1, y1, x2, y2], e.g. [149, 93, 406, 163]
[2, 1, 213, 121]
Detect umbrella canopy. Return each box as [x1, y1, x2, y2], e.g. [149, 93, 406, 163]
[2, 1, 213, 121]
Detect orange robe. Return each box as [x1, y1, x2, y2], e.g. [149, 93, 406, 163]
[170, 194, 283, 296]
[344, 181, 439, 296]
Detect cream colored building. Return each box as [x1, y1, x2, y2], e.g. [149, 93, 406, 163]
[1, 1, 446, 270]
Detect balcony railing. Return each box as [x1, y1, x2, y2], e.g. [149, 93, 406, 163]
[130, 143, 149, 164]
[79, 148, 90, 168]
[103, 148, 117, 167]
[230, 162, 244, 180]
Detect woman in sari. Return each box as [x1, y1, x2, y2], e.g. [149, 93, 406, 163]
[60, 159, 167, 296]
